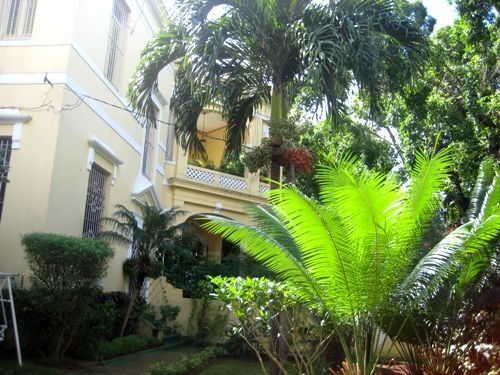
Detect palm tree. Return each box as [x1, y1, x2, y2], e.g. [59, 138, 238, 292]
[201, 149, 500, 374]
[100, 204, 186, 337]
[128, 0, 427, 187]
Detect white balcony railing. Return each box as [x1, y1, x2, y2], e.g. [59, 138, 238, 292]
[186, 165, 248, 192]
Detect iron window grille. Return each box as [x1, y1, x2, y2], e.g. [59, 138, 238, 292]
[104, 0, 129, 86]
[82, 163, 109, 238]
[0, 137, 12, 222]
[0, 0, 37, 38]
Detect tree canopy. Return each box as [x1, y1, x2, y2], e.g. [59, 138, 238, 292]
[129, 0, 428, 187]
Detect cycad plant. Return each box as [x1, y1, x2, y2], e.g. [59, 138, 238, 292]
[100, 204, 186, 337]
[202, 149, 500, 374]
[392, 156, 500, 374]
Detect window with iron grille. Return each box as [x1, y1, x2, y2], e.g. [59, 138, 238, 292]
[104, 0, 129, 86]
[82, 164, 109, 238]
[0, 0, 37, 38]
[0, 137, 12, 222]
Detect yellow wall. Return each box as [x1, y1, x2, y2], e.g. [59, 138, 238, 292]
[0, 0, 268, 293]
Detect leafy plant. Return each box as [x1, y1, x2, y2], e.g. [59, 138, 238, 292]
[147, 345, 227, 375]
[391, 156, 500, 374]
[202, 149, 500, 374]
[100, 204, 186, 337]
[21, 233, 113, 361]
[98, 334, 160, 359]
[210, 276, 332, 375]
[142, 303, 181, 338]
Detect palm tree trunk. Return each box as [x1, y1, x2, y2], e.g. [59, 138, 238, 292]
[269, 76, 291, 375]
[270, 78, 284, 190]
[120, 274, 146, 337]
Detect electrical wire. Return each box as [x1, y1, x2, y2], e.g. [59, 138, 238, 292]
[3, 80, 251, 147]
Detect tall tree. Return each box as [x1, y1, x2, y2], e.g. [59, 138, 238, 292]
[355, 0, 499, 225]
[128, 0, 427, 188]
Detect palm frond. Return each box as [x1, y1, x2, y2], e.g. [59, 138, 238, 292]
[467, 156, 497, 221]
[400, 222, 472, 305]
[128, 22, 186, 128]
[201, 213, 327, 308]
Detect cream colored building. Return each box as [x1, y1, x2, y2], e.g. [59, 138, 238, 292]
[0, 0, 269, 292]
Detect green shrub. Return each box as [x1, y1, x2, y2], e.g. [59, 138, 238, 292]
[99, 334, 160, 359]
[11, 289, 142, 360]
[147, 346, 227, 375]
[21, 232, 113, 360]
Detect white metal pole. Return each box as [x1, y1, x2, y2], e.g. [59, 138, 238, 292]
[6, 277, 22, 366]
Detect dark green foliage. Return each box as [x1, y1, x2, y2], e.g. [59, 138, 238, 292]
[163, 241, 271, 298]
[9, 288, 56, 357]
[10, 289, 140, 360]
[20, 232, 113, 360]
[142, 303, 181, 338]
[223, 325, 254, 358]
[296, 118, 397, 198]
[100, 204, 186, 337]
[98, 334, 160, 359]
[147, 346, 227, 375]
[69, 291, 144, 359]
[355, 2, 500, 226]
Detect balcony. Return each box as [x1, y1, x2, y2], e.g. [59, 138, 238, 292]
[168, 109, 270, 200]
[185, 165, 269, 195]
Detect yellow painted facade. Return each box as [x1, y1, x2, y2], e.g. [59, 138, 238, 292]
[0, 0, 269, 292]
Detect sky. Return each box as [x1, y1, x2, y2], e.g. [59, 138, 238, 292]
[164, 0, 459, 30]
[421, 0, 458, 29]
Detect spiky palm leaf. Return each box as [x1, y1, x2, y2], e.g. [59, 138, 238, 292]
[100, 203, 187, 337]
[203, 149, 487, 374]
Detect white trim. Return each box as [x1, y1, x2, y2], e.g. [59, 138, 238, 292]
[0, 73, 143, 154]
[155, 163, 164, 176]
[0, 37, 74, 47]
[0, 72, 67, 85]
[0, 108, 32, 123]
[67, 76, 143, 153]
[11, 123, 23, 149]
[0, 35, 176, 115]
[132, 174, 162, 208]
[255, 112, 271, 121]
[0, 108, 32, 149]
[88, 136, 123, 185]
[0, 38, 146, 114]
[88, 136, 123, 166]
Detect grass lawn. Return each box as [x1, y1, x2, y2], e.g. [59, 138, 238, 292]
[200, 358, 264, 375]
[0, 360, 66, 375]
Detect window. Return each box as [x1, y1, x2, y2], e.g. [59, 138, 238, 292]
[0, 0, 37, 38]
[165, 110, 175, 162]
[104, 0, 129, 86]
[0, 137, 12, 222]
[82, 164, 109, 237]
[142, 123, 157, 179]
